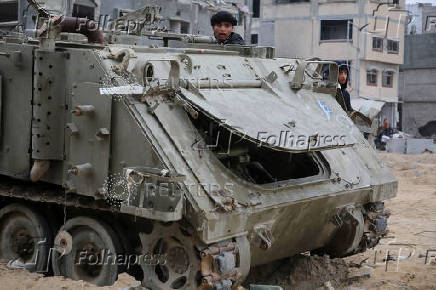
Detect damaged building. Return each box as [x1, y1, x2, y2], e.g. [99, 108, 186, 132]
[400, 34, 436, 138]
[399, 2, 436, 138]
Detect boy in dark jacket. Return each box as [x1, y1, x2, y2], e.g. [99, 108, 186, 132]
[338, 64, 353, 112]
[210, 11, 245, 45]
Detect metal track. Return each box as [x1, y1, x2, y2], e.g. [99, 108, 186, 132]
[0, 176, 118, 213]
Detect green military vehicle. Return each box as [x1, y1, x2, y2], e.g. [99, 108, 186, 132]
[0, 1, 396, 289]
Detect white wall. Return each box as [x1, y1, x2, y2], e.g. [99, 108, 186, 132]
[359, 60, 399, 102]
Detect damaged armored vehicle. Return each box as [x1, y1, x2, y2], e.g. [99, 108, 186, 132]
[0, 1, 396, 289]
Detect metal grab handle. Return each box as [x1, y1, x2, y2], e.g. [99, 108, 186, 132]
[0, 51, 21, 57]
[291, 60, 339, 89]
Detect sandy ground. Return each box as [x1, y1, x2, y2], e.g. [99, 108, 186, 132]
[0, 152, 435, 289]
[0, 269, 141, 290]
[343, 152, 436, 290]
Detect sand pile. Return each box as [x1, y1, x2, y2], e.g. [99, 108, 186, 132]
[244, 254, 350, 289]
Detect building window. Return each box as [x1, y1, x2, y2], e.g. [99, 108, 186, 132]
[181, 22, 190, 34]
[275, 0, 310, 3]
[382, 71, 394, 88]
[118, 9, 134, 18]
[387, 39, 399, 54]
[0, 0, 18, 24]
[320, 20, 353, 41]
[372, 37, 383, 51]
[72, 3, 95, 20]
[253, 0, 260, 18]
[251, 34, 258, 44]
[367, 69, 378, 86]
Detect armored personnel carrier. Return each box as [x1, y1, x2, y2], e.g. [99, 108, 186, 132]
[0, 1, 396, 289]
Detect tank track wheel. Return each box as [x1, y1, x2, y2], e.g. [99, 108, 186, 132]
[51, 216, 122, 286]
[0, 203, 52, 272]
[139, 222, 202, 290]
[322, 205, 365, 257]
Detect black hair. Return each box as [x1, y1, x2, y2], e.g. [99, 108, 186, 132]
[338, 64, 349, 90]
[338, 64, 349, 73]
[211, 11, 237, 26]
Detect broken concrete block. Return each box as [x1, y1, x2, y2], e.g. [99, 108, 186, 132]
[347, 265, 373, 282]
[324, 281, 335, 290]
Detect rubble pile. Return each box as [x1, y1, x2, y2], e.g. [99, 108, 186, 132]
[245, 254, 369, 289]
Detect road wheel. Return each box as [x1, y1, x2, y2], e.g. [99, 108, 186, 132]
[52, 217, 122, 286]
[140, 222, 202, 289]
[323, 206, 365, 257]
[0, 203, 52, 272]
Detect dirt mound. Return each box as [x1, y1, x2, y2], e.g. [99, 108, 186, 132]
[244, 254, 350, 289]
[286, 255, 349, 289]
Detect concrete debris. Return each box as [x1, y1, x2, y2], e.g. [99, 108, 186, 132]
[386, 138, 436, 154]
[6, 259, 26, 270]
[324, 281, 334, 290]
[347, 266, 373, 282]
[250, 285, 283, 290]
[112, 273, 143, 290]
[385, 162, 394, 168]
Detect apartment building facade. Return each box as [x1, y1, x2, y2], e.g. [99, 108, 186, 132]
[251, 0, 406, 129]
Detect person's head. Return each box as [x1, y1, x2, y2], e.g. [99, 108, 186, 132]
[211, 11, 237, 42]
[338, 64, 349, 85]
